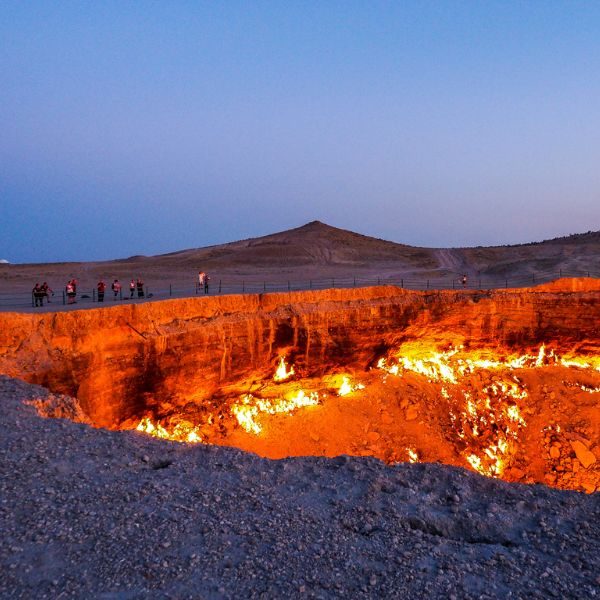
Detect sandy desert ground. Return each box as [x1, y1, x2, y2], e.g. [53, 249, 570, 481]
[1, 222, 599, 303]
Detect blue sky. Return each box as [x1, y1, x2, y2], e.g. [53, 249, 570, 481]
[1, 1, 600, 262]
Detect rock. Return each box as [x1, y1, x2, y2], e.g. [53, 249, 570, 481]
[509, 467, 525, 480]
[570, 441, 596, 469]
[582, 481, 596, 494]
[549, 446, 560, 459]
[405, 405, 419, 421]
[367, 431, 380, 442]
[381, 413, 393, 425]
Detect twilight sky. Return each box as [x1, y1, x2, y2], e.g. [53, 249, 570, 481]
[1, 1, 600, 263]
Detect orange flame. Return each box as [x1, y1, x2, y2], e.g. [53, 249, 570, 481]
[338, 376, 365, 396]
[273, 357, 295, 382]
[232, 389, 320, 434]
[135, 416, 203, 443]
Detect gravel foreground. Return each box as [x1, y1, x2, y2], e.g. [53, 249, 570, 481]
[0, 376, 598, 599]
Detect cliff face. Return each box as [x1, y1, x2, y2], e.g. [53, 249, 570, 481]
[0, 280, 599, 428]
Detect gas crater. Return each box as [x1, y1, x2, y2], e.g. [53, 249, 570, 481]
[1, 279, 598, 493]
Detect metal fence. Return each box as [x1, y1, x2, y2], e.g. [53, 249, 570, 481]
[1, 268, 599, 310]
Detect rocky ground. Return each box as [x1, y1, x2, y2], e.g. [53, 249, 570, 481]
[1, 375, 599, 599]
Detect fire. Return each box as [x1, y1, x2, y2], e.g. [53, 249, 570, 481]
[377, 343, 598, 479]
[130, 339, 597, 492]
[135, 416, 203, 443]
[338, 376, 365, 396]
[578, 384, 600, 393]
[232, 389, 320, 434]
[377, 345, 552, 477]
[274, 357, 295, 381]
[407, 447, 419, 463]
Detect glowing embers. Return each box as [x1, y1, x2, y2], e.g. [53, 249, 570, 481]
[232, 373, 365, 434]
[338, 376, 365, 397]
[136, 416, 203, 443]
[232, 390, 320, 434]
[406, 447, 419, 463]
[448, 385, 526, 478]
[377, 348, 458, 383]
[273, 357, 295, 382]
[377, 344, 538, 477]
[379, 344, 600, 384]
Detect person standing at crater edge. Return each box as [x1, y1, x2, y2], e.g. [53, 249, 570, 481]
[97, 280, 106, 302]
[129, 279, 136, 298]
[112, 279, 121, 300]
[32, 283, 43, 307]
[66, 280, 76, 304]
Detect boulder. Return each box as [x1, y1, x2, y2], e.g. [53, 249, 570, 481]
[570, 441, 596, 469]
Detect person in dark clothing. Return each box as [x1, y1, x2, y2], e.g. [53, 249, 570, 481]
[41, 282, 53, 303]
[136, 278, 144, 298]
[462, 274, 468, 288]
[204, 273, 210, 295]
[129, 279, 136, 298]
[32, 283, 44, 307]
[97, 280, 106, 302]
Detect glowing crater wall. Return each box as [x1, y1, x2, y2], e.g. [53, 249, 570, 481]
[0, 280, 598, 425]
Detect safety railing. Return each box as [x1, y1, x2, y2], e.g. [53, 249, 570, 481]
[2, 268, 598, 310]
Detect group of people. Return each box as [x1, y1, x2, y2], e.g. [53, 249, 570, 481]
[32, 282, 54, 306]
[32, 277, 147, 307]
[96, 278, 145, 302]
[33, 271, 214, 307]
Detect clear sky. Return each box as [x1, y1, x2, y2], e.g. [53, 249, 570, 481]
[1, 1, 600, 263]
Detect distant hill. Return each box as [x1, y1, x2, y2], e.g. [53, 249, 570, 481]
[1, 221, 598, 291]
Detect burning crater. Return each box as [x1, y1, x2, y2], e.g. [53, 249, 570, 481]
[1, 280, 599, 493]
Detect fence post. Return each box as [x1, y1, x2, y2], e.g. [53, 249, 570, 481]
[427, 280, 429, 289]
[332, 278, 335, 288]
[309, 280, 312, 289]
[120, 288, 123, 300]
[377, 277, 380, 286]
[219, 280, 222, 294]
[532, 273, 535, 283]
[145, 287, 148, 298]
[31, 293, 34, 308]
[242, 281, 245, 293]
[559, 269, 562, 278]
[505, 279, 508, 288]
[264, 282, 266, 292]
[169, 284, 172, 297]
[62, 291, 66, 305]
[401, 278, 403, 289]
[478, 277, 481, 289]
[353, 277, 356, 287]
[93, 288, 96, 302]
[288, 281, 290, 291]
[452, 279, 455, 289]
[588, 271, 590, 277]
